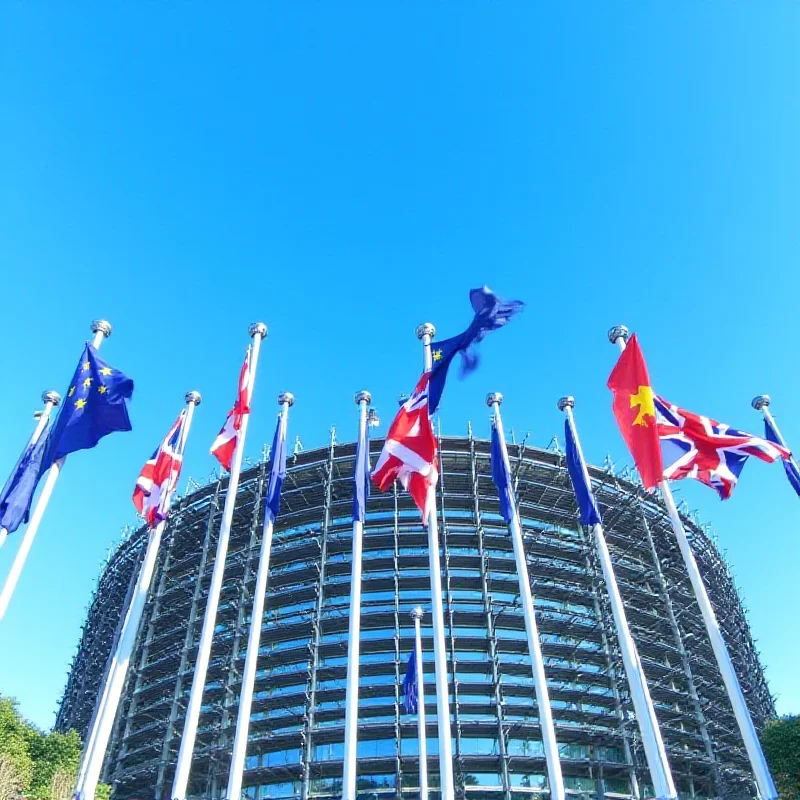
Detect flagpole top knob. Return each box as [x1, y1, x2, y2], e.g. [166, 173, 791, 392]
[398, 393, 409, 406]
[42, 390, 61, 407]
[91, 320, 112, 339]
[752, 394, 771, 410]
[278, 392, 295, 407]
[249, 322, 268, 339]
[486, 392, 503, 407]
[607, 325, 629, 345]
[557, 396, 575, 411]
[355, 390, 372, 405]
[185, 391, 202, 406]
[416, 323, 436, 340]
[410, 606, 424, 621]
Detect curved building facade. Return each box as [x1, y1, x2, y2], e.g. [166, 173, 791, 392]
[56, 435, 774, 800]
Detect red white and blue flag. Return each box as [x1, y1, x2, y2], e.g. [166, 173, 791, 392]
[210, 347, 252, 472]
[371, 373, 438, 522]
[133, 411, 188, 528]
[655, 397, 790, 500]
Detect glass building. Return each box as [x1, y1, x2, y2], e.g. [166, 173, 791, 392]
[56, 434, 774, 800]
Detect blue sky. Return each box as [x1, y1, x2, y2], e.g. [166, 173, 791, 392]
[1, 3, 798, 730]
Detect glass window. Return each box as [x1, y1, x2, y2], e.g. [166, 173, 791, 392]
[259, 780, 301, 799]
[462, 773, 502, 788]
[508, 773, 547, 789]
[357, 738, 397, 758]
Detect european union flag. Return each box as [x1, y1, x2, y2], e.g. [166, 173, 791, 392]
[490, 423, 515, 524]
[764, 416, 800, 498]
[564, 419, 602, 526]
[0, 430, 49, 534]
[42, 343, 134, 468]
[402, 648, 418, 714]
[428, 286, 524, 414]
[265, 412, 288, 525]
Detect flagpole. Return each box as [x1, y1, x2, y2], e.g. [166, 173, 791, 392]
[609, 326, 778, 800]
[341, 390, 371, 800]
[226, 392, 293, 800]
[79, 391, 202, 800]
[0, 390, 62, 550]
[559, 396, 677, 800]
[0, 320, 111, 623]
[415, 322, 455, 800]
[411, 606, 429, 800]
[487, 393, 565, 800]
[171, 322, 267, 800]
[752, 395, 800, 479]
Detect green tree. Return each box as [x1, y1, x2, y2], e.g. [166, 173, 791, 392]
[27, 729, 82, 800]
[761, 715, 800, 799]
[0, 698, 34, 794]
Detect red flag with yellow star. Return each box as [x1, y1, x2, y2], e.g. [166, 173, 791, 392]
[607, 334, 663, 490]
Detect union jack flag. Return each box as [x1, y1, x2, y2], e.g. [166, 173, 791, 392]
[655, 397, 790, 500]
[210, 347, 252, 471]
[133, 411, 188, 528]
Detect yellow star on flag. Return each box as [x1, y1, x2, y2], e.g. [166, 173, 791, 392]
[432, 349, 443, 362]
[630, 385, 656, 426]
[99, 366, 112, 376]
[83, 377, 93, 388]
[75, 398, 87, 410]
[81, 360, 91, 371]
[98, 385, 108, 395]
[68, 386, 75, 397]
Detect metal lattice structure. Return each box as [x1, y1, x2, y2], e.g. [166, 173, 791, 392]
[56, 433, 774, 800]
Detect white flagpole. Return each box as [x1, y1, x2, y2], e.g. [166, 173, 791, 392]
[752, 395, 800, 477]
[608, 325, 778, 800]
[171, 322, 267, 800]
[487, 393, 565, 800]
[0, 320, 111, 623]
[341, 390, 371, 800]
[79, 392, 202, 800]
[411, 606, 429, 800]
[415, 323, 455, 800]
[226, 392, 293, 800]
[0, 390, 62, 551]
[558, 396, 677, 800]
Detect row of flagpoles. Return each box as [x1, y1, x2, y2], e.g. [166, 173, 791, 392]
[0, 291, 797, 800]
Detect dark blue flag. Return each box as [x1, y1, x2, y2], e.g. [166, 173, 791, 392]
[428, 286, 524, 414]
[402, 648, 418, 714]
[564, 419, 602, 526]
[42, 343, 134, 469]
[0, 429, 49, 534]
[352, 413, 370, 522]
[265, 412, 288, 525]
[764, 417, 800, 498]
[490, 423, 515, 524]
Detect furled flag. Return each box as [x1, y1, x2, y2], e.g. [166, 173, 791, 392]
[265, 411, 288, 526]
[371, 373, 438, 522]
[490, 423, 515, 524]
[428, 286, 524, 414]
[41, 343, 134, 470]
[353, 409, 370, 523]
[763, 416, 800, 498]
[402, 648, 419, 714]
[564, 420, 602, 526]
[606, 334, 663, 491]
[0, 429, 50, 534]
[133, 411, 188, 528]
[656, 397, 790, 500]
[211, 348, 252, 472]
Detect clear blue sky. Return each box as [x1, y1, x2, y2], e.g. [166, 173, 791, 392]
[1, 3, 798, 730]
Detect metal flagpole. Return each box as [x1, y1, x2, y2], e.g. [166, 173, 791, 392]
[415, 322, 455, 800]
[226, 392, 293, 800]
[341, 390, 371, 800]
[608, 325, 778, 800]
[0, 320, 111, 623]
[487, 393, 565, 800]
[411, 607, 429, 800]
[80, 392, 202, 800]
[172, 322, 268, 800]
[752, 395, 800, 482]
[558, 396, 677, 800]
[0, 390, 61, 550]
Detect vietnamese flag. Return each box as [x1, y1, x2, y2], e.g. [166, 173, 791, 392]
[607, 334, 664, 490]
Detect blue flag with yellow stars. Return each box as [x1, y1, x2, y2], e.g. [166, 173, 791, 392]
[428, 286, 524, 414]
[0, 429, 49, 534]
[41, 343, 134, 469]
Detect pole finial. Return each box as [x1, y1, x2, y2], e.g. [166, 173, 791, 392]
[42, 390, 61, 407]
[607, 325, 629, 345]
[751, 394, 770, 411]
[91, 320, 112, 339]
[557, 396, 575, 411]
[355, 390, 372, 406]
[185, 391, 202, 406]
[486, 392, 503, 407]
[249, 322, 268, 339]
[368, 408, 380, 427]
[410, 606, 424, 621]
[278, 392, 295, 407]
[416, 322, 436, 341]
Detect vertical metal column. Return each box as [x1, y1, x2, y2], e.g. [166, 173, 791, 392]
[392, 482, 404, 794]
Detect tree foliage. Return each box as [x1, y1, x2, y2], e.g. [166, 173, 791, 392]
[761, 715, 800, 800]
